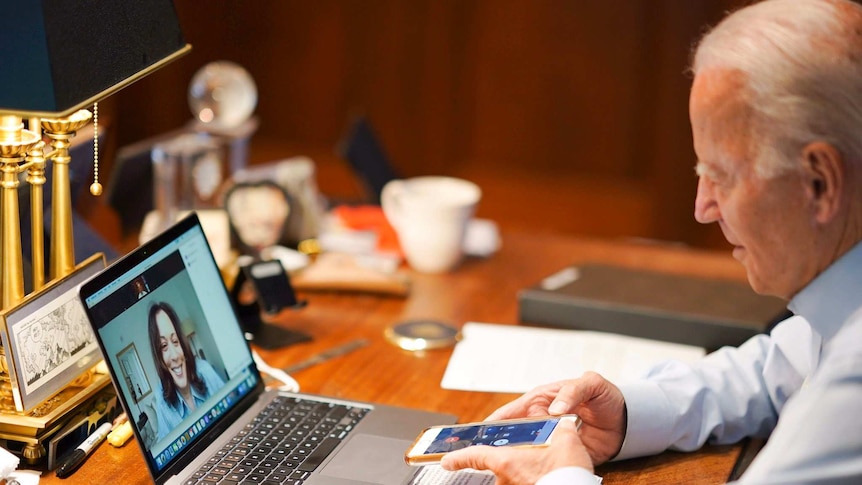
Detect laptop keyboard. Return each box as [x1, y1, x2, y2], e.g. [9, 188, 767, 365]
[185, 396, 369, 485]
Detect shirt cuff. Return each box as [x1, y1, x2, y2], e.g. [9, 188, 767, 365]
[537, 467, 601, 485]
[614, 380, 676, 461]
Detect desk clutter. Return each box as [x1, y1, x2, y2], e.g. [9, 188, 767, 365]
[0, 374, 118, 473]
[111, 91, 501, 292]
[133, 149, 501, 298]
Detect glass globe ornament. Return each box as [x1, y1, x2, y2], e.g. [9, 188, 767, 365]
[188, 60, 258, 131]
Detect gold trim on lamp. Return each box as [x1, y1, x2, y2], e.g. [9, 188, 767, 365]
[0, 45, 191, 120]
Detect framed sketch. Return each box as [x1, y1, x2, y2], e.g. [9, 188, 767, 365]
[0, 253, 106, 412]
[117, 343, 151, 403]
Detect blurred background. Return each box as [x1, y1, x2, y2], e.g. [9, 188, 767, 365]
[89, 0, 749, 251]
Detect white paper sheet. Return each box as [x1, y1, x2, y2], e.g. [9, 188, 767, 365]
[409, 465, 496, 485]
[409, 464, 602, 484]
[441, 322, 706, 394]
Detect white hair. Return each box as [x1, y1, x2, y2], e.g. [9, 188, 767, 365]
[692, 0, 862, 178]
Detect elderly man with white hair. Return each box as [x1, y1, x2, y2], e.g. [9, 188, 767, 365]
[441, 1, 862, 483]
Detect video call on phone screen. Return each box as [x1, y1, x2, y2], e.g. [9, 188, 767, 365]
[423, 419, 558, 454]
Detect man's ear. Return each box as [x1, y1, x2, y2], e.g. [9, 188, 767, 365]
[801, 142, 844, 223]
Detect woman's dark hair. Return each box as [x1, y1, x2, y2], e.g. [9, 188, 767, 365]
[147, 301, 207, 409]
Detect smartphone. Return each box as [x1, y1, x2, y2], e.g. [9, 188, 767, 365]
[404, 415, 579, 466]
[241, 260, 302, 314]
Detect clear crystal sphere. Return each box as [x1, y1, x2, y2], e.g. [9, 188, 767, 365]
[188, 61, 257, 131]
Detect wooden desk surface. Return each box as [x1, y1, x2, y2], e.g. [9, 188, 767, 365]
[41, 231, 747, 484]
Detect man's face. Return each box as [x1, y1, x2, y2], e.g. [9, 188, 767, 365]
[690, 70, 814, 299]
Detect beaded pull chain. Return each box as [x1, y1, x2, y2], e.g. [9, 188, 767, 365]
[90, 102, 103, 196]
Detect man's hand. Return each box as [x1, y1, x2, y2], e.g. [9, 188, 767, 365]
[440, 418, 591, 485]
[485, 372, 626, 464]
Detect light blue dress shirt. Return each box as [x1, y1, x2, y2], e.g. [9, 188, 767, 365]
[155, 358, 226, 442]
[538, 241, 862, 484]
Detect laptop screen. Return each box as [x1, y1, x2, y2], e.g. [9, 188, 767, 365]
[81, 214, 259, 475]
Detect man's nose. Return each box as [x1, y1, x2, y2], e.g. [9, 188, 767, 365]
[694, 177, 719, 224]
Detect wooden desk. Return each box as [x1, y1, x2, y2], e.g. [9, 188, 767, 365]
[41, 231, 748, 484]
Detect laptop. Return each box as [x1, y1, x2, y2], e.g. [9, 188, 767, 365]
[79, 213, 455, 485]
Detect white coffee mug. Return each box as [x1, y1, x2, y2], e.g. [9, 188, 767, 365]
[382, 176, 482, 273]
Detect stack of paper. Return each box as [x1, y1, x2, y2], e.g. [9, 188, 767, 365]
[441, 322, 706, 394]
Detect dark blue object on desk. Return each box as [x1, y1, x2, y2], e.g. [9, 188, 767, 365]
[336, 115, 401, 204]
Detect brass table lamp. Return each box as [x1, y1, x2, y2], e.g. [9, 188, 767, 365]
[0, 1, 191, 464]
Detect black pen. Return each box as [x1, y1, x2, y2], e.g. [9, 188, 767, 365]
[56, 422, 112, 478]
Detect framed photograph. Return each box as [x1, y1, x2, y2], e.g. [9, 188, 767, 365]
[117, 343, 151, 403]
[224, 180, 292, 256]
[0, 253, 106, 412]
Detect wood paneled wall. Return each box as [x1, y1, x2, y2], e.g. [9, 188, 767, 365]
[108, 0, 747, 249]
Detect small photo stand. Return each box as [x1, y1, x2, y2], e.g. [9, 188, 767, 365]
[224, 181, 292, 257]
[230, 260, 310, 350]
[0, 253, 106, 412]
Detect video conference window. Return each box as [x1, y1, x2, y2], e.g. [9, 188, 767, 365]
[96, 251, 230, 451]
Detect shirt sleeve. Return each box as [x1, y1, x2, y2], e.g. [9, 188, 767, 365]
[615, 316, 812, 461]
[536, 467, 601, 485]
[731, 317, 862, 483]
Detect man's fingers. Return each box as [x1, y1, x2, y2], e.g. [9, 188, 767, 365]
[440, 447, 493, 472]
[485, 401, 520, 421]
[549, 372, 608, 415]
[487, 380, 571, 420]
[551, 418, 580, 442]
[548, 400, 569, 415]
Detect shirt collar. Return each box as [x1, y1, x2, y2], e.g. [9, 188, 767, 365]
[171, 384, 207, 413]
[788, 241, 862, 341]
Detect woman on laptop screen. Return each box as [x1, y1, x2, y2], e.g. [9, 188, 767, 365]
[147, 301, 226, 441]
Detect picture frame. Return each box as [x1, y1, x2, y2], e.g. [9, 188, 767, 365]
[0, 253, 106, 413]
[223, 180, 292, 256]
[117, 343, 151, 403]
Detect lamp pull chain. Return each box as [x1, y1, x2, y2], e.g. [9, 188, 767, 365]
[90, 102, 103, 196]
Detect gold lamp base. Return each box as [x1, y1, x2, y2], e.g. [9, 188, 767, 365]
[0, 112, 113, 468]
[0, 369, 111, 466]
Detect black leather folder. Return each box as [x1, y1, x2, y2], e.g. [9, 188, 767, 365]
[518, 263, 790, 351]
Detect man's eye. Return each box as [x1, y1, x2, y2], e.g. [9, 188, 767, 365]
[696, 167, 729, 190]
[695, 162, 719, 180]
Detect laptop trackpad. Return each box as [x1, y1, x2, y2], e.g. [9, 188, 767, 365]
[316, 434, 414, 484]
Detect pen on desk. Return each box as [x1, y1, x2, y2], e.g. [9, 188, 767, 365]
[282, 338, 369, 374]
[56, 422, 112, 478]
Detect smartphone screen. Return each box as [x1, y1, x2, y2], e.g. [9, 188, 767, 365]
[405, 416, 575, 465]
[246, 260, 298, 313]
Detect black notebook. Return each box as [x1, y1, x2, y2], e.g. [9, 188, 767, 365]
[518, 263, 790, 351]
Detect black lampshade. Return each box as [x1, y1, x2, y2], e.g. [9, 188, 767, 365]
[0, 0, 190, 118]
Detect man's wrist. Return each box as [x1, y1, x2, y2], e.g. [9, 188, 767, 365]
[607, 402, 628, 461]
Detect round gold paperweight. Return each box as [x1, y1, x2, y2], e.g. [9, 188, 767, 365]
[384, 320, 460, 351]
